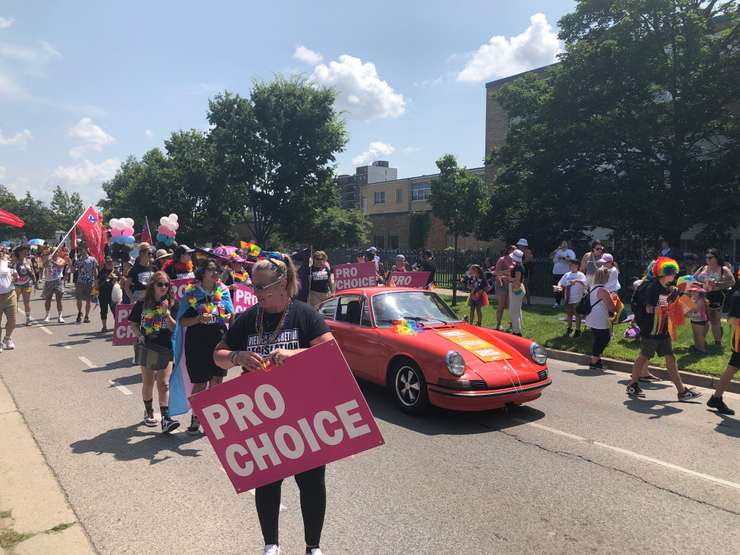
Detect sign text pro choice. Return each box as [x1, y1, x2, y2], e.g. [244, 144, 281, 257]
[333, 262, 377, 291]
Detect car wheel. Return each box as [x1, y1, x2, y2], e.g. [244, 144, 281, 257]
[390, 359, 429, 414]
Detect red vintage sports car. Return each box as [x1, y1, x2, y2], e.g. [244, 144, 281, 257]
[317, 287, 551, 414]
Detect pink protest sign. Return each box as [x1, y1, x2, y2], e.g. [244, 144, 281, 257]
[171, 278, 194, 301]
[112, 304, 137, 346]
[189, 340, 384, 494]
[386, 271, 431, 288]
[333, 262, 377, 291]
[232, 284, 258, 313]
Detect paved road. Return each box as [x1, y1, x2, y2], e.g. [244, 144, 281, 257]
[2, 294, 739, 554]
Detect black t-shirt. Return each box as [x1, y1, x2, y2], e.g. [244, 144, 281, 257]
[128, 301, 172, 349]
[419, 261, 436, 285]
[729, 290, 740, 353]
[182, 291, 231, 356]
[309, 265, 332, 293]
[224, 300, 330, 358]
[128, 262, 157, 292]
[641, 280, 677, 339]
[511, 262, 527, 280]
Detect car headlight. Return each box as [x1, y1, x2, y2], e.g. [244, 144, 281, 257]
[530, 343, 547, 365]
[445, 350, 465, 377]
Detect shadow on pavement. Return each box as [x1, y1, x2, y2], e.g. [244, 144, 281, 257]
[70, 422, 202, 464]
[113, 373, 142, 386]
[617, 378, 671, 390]
[83, 357, 136, 373]
[623, 398, 684, 419]
[710, 413, 740, 438]
[49, 339, 91, 347]
[359, 380, 545, 436]
[561, 367, 618, 377]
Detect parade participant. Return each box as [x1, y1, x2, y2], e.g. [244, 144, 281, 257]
[416, 249, 435, 289]
[707, 269, 740, 415]
[42, 246, 69, 323]
[175, 259, 234, 435]
[584, 267, 616, 370]
[74, 243, 98, 324]
[222, 256, 252, 293]
[13, 245, 36, 325]
[390, 254, 408, 273]
[464, 264, 488, 327]
[125, 243, 157, 303]
[493, 247, 514, 331]
[580, 241, 604, 284]
[551, 240, 576, 307]
[0, 252, 17, 351]
[694, 248, 736, 345]
[213, 254, 333, 555]
[308, 251, 333, 308]
[626, 258, 701, 400]
[165, 244, 195, 280]
[155, 249, 171, 271]
[509, 249, 527, 336]
[127, 271, 179, 433]
[98, 256, 119, 332]
[555, 259, 587, 337]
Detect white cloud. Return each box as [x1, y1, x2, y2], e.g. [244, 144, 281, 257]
[293, 45, 323, 65]
[0, 128, 32, 145]
[50, 159, 120, 204]
[0, 17, 14, 29]
[0, 71, 26, 99]
[67, 117, 115, 158]
[311, 55, 405, 120]
[0, 40, 61, 76]
[352, 141, 395, 166]
[457, 13, 562, 83]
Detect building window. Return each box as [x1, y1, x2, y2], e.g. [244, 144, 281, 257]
[411, 182, 431, 201]
[389, 235, 399, 250]
[396, 189, 403, 203]
[374, 191, 385, 204]
[373, 236, 385, 249]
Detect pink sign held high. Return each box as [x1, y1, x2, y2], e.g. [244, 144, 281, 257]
[112, 304, 137, 346]
[333, 262, 377, 291]
[386, 271, 431, 288]
[189, 340, 384, 494]
[232, 284, 258, 313]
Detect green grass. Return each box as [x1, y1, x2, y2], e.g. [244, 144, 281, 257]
[441, 296, 731, 377]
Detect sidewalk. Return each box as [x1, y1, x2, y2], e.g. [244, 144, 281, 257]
[0, 378, 95, 554]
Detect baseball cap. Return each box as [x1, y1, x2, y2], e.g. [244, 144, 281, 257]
[174, 244, 194, 259]
[516, 238, 529, 247]
[598, 253, 614, 264]
[368, 246, 378, 253]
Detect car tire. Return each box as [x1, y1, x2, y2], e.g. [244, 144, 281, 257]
[390, 359, 429, 414]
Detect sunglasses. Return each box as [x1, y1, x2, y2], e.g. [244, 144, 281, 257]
[155, 282, 170, 288]
[252, 277, 284, 293]
[594, 247, 604, 251]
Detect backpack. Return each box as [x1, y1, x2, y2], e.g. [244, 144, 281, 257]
[576, 286, 603, 316]
[630, 280, 650, 320]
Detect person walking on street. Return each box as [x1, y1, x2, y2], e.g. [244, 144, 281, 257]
[214, 254, 334, 555]
[127, 271, 179, 433]
[176, 259, 234, 435]
[97, 256, 119, 332]
[13, 245, 36, 325]
[165, 244, 195, 280]
[74, 244, 98, 324]
[508, 249, 527, 336]
[551, 241, 576, 308]
[307, 251, 334, 308]
[694, 248, 736, 346]
[707, 270, 740, 415]
[0, 252, 18, 352]
[125, 243, 157, 303]
[584, 267, 616, 370]
[625, 257, 701, 400]
[42, 247, 69, 323]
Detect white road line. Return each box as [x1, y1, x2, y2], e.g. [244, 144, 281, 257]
[108, 380, 133, 396]
[516, 419, 740, 492]
[64, 345, 72, 350]
[78, 356, 95, 369]
[38, 326, 53, 335]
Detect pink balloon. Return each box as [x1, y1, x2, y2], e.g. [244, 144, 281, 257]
[123, 227, 134, 236]
[111, 229, 123, 237]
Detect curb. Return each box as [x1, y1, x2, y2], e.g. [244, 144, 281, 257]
[545, 348, 740, 395]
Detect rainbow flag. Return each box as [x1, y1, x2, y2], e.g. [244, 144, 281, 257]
[393, 319, 418, 335]
[240, 241, 262, 257]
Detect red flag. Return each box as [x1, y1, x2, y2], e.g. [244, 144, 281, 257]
[0, 208, 25, 228]
[76, 206, 104, 263]
[141, 216, 153, 244]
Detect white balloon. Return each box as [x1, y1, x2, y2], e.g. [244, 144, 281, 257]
[160, 216, 168, 226]
[169, 213, 178, 222]
[123, 218, 134, 228]
[108, 218, 120, 228]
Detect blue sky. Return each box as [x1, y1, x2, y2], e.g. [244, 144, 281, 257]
[0, 0, 575, 208]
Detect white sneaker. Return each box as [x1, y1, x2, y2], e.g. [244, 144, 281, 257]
[43, 314, 50, 323]
[3, 337, 14, 350]
[58, 315, 65, 323]
[308, 549, 324, 555]
[25, 316, 32, 326]
[263, 545, 280, 555]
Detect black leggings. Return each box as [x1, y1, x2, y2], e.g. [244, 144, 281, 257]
[98, 289, 117, 321]
[256, 465, 326, 547]
[591, 328, 611, 357]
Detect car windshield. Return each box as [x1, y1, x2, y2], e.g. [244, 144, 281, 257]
[371, 291, 460, 327]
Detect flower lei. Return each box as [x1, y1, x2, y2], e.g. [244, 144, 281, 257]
[174, 260, 193, 274]
[186, 282, 227, 324]
[142, 304, 168, 335]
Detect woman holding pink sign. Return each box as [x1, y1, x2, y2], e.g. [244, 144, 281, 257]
[214, 253, 333, 555]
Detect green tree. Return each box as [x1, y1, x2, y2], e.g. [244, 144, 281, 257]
[15, 192, 58, 240]
[208, 77, 347, 245]
[409, 213, 431, 250]
[484, 0, 740, 253]
[431, 154, 487, 304]
[304, 207, 372, 249]
[50, 185, 84, 230]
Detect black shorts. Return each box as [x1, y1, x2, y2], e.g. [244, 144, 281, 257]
[640, 336, 673, 358]
[729, 351, 740, 369]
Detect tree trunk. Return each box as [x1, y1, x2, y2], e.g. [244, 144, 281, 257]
[452, 234, 459, 306]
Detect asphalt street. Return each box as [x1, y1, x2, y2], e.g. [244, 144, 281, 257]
[1, 293, 739, 554]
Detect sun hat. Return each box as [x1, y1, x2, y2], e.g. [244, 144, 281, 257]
[510, 249, 524, 263]
[516, 238, 529, 247]
[155, 249, 171, 260]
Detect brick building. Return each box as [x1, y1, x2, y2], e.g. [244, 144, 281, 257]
[336, 161, 397, 209]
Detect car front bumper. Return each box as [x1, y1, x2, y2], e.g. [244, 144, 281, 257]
[427, 377, 552, 412]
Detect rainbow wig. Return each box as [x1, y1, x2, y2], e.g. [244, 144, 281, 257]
[652, 257, 679, 278]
